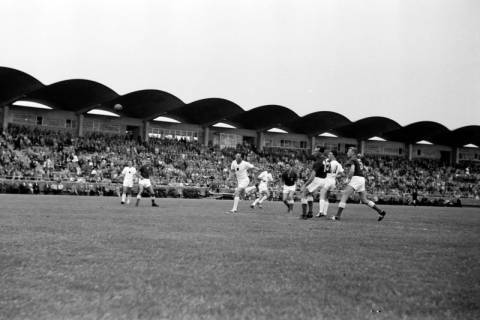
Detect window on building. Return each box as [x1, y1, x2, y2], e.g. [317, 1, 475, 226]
[65, 119, 72, 128]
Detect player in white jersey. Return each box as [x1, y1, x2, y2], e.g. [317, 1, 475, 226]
[119, 160, 136, 205]
[250, 168, 274, 209]
[317, 150, 343, 217]
[227, 153, 258, 214]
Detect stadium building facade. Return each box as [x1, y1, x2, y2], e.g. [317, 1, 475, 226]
[1, 66, 479, 164]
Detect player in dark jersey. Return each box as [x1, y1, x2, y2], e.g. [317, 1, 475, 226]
[300, 147, 328, 219]
[331, 147, 385, 221]
[135, 158, 159, 207]
[281, 161, 298, 213]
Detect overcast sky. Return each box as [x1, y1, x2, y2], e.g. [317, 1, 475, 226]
[1, 0, 479, 130]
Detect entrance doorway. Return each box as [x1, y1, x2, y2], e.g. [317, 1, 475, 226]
[126, 126, 140, 140]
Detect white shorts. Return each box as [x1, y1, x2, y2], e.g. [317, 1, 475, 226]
[348, 176, 366, 193]
[258, 182, 269, 194]
[283, 185, 296, 193]
[324, 178, 336, 191]
[139, 178, 152, 188]
[123, 181, 134, 188]
[306, 177, 325, 193]
[237, 178, 250, 190]
[258, 187, 268, 193]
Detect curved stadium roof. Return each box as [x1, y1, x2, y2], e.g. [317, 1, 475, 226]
[384, 121, 451, 145]
[0, 67, 44, 106]
[24, 79, 119, 112]
[333, 117, 402, 140]
[228, 105, 300, 131]
[100, 89, 185, 120]
[289, 111, 351, 135]
[450, 125, 480, 147]
[1, 66, 479, 146]
[168, 98, 244, 126]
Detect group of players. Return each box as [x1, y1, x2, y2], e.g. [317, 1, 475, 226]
[119, 159, 159, 207]
[227, 146, 386, 221]
[119, 146, 386, 222]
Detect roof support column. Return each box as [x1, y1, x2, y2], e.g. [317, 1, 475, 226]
[453, 147, 460, 164]
[358, 139, 366, 155]
[203, 127, 210, 146]
[408, 143, 413, 161]
[310, 136, 316, 154]
[257, 131, 265, 152]
[1, 106, 9, 133]
[77, 114, 84, 137]
[143, 120, 150, 143]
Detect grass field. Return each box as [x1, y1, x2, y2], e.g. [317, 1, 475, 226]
[0, 195, 479, 320]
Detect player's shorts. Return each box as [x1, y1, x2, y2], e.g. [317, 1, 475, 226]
[139, 178, 152, 188]
[306, 177, 325, 193]
[283, 184, 296, 193]
[348, 176, 366, 192]
[123, 181, 134, 188]
[237, 178, 250, 190]
[245, 185, 257, 194]
[324, 177, 336, 191]
[258, 182, 269, 194]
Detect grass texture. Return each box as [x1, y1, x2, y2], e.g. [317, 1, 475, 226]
[0, 195, 479, 320]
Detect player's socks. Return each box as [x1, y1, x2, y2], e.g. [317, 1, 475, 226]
[367, 201, 383, 214]
[300, 198, 307, 218]
[283, 200, 289, 209]
[121, 193, 126, 204]
[126, 197, 130, 205]
[151, 198, 158, 207]
[307, 196, 314, 217]
[318, 199, 325, 216]
[135, 199, 140, 207]
[233, 196, 240, 211]
[335, 201, 346, 219]
[324, 201, 329, 215]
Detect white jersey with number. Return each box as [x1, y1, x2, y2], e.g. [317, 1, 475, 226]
[121, 166, 137, 187]
[231, 160, 254, 182]
[258, 171, 273, 191]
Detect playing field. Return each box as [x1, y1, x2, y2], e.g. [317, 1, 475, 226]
[0, 195, 479, 320]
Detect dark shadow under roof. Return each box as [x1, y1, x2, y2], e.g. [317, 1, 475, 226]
[290, 111, 351, 135]
[228, 105, 300, 131]
[0, 67, 44, 106]
[168, 98, 244, 125]
[333, 117, 402, 140]
[100, 89, 185, 120]
[384, 121, 451, 144]
[24, 79, 119, 112]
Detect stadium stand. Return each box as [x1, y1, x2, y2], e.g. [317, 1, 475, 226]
[1, 66, 479, 205]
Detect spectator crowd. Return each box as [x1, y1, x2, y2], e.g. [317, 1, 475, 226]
[1, 124, 479, 203]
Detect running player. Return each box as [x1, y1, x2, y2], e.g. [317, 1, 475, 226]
[317, 150, 343, 217]
[135, 158, 159, 207]
[300, 147, 328, 219]
[227, 153, 258, 214]
[281, 162, 297, 212]
[331, 147, 386, 221]
[250, 168, 273, 209]
[120, 160, 136, 205]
